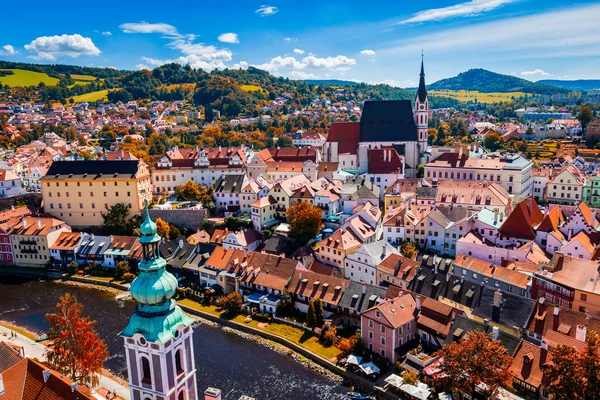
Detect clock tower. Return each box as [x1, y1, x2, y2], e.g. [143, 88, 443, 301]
[414, 55, 429, 157]
[121, 203, 198, 400]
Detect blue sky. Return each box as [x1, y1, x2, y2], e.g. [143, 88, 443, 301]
[1, 0, 599, 86]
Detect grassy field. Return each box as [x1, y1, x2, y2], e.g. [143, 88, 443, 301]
[430, 89, 526, 103]
[70, 89, 109, 103]
[178, 298, 341, 361]
[240, 84, 265, 92]
[69, 74, 97, 81]
[0, 69, 60, 87]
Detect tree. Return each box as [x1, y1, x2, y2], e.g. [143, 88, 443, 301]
[277, 288, 294, 316]
[115, 261, 130, 280]
[77, 149, 96, 160]
[219, 292, 243, 316]
[484, 132, 504, 152]
[546, 330, 600, 400]
[306, 299, 324, 328]
[287, 201, 323, 245]
[101, 203, 130, 235]
[179, 180, 201, 201]
[433, 330, 512, 398]
[401, 241, 418, 259]
[45, 294, 109, 386]
[402, 370, 419, 385]
[578, 107, 593, 129]
[155, 218, 170, 239]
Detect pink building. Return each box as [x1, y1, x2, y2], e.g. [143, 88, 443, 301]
[0, 223, 14, 264]
[361, 294, 417, 363]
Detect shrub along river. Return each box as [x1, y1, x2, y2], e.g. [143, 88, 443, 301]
[0, 278, 346, 399]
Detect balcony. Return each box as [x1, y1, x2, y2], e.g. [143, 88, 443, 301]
[21, 249, 38, 254]
[19, 240, 36, 245]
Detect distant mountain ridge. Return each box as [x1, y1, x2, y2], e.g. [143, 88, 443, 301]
[302, 79, 358, 86]
[429, 68, 566, 95]
[537, 79, 600, 91]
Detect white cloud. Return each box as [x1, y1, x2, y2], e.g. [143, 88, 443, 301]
[252, 54, 356, 75]
[136, 64, 150, 70]
[302, 55, 356, 69]
[521, 69, 551, 77]
[141, 55, 229, 71]
[398, 0, 517, 25]
[120, 22, 177, 34]
[383, 4, 600, 60]
[283, 37, 297, 42]
[368, 79, 416, 87]
[290, 71, 318, 80]
[256, 5, 279, 17]
[0, 45, 16, 55]
[218, 33, 239, 44]
[360, 49, 376, 55]
[293, 48, 304, 55]
[24, 34, 100, 60]
[231, 61, 249, 69]
[102, 31, 112, 36]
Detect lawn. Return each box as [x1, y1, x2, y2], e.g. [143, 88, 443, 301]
[0, 69, 60, 87]
[178, 298, 341, 360]
[70, 90, 109, 103]
[430, 89, 526, 104]
[69, 74, 97, 81]
[240, 84, 265, 92]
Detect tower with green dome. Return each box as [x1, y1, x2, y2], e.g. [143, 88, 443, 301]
[121, 202, 198, 400]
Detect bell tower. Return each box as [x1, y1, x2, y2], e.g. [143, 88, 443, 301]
[121, 202, 198, 400]
[414, 54, 429, 157]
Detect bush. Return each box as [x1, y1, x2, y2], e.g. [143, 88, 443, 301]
[122, 272, 136, 283]
[218, 292, 243, 316]
[115, 261, 130, 280]
[67, 261, 78, 275]
[319, 325, 337, 346]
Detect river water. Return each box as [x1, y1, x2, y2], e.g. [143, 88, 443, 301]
[0, 278, 346, 399]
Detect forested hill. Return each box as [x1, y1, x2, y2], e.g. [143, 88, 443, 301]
[429, 68, 566, 94]
[302, 79, 358, 86]
[0, 60, 459, 113]
[537, 79, 600, 91]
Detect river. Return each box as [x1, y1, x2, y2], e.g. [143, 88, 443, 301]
[0, 278, 346, 399]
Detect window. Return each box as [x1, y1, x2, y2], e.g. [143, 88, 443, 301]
[581, 293, 588, 301]
[381, 325, 386, 333]
[381, 336, 386, 345]
[368, 331, 373, 339]
[141, 357, 152, 385]
[369, 320, 374, 328]
[380, 349, 386, 357]
[175, 348, 185, 375]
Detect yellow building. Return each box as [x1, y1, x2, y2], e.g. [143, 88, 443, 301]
[251, 196, 278, 232]
[10, 217, 71, 267]
[41, 160, 152, 227]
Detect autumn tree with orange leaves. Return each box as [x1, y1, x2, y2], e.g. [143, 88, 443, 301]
[287, 200, 323, 245]
[545, 330, 600, 400]
[432, 330, 512, 398]
[45, 294, 109, 386]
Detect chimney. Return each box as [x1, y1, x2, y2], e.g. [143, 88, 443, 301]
[539, 297, 545, 305]
[492, 326, 499, 340]
[541, 340, 548, 351]
[388, 205, 393, 214]
[416, 295, 422, 311]
[484, 318, 489, 326]
[553, 306, 560, 316]
[433, 253, 438, 266]
[22, 219, 26, 228]
[10, 205, 14, 211]
[568, 228, 573, 241]
[179, 239, 184, 248]
[576, 324, 587, 342]
[121, 150, 125, 158]
[382, 245, 387, 257]
[493, 290, 503, 308]
[494, 208, 499, 224]
[362, 282, 367, 295]
[43, 369, 51, 383]
[36, 219, 41, 229]
[71, 383, 78, 393]
[204, 387, 222, 400]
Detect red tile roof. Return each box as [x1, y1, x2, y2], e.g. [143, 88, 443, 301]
[367, 148, 403, 175]
[509, 340, 550, 390]
[499, 196, 543, 240]
[327, 122, 360, 155]
[288, 270, 349, 306]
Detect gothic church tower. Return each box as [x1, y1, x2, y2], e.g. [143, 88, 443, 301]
[414, 55, 429, 157]
[121, 203, 198, 400]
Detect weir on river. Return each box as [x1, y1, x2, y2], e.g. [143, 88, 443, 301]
[0, 278, 346, 400]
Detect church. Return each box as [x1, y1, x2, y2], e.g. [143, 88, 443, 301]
[121, 204, 198, 400]
[324, 58, 429, 178]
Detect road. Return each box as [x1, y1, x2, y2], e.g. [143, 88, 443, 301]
[0, 324, 130, 399]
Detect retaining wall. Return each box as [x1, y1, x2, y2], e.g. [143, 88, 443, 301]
[147, 209, 206, 230]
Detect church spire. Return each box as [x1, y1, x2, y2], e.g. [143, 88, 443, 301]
[417, 53, 427, 103]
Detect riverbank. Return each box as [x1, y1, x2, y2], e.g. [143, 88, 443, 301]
[0, 322, 130, 399]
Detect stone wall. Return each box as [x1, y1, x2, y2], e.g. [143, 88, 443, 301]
[146, 209, 206, 231]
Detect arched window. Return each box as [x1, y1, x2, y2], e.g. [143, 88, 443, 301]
[141, 356, 152, 385]
[178, 390, 187, 400]
[175, 348, 185, 375]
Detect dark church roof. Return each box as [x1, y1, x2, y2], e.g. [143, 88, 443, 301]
[359, 100, 418, 143]
[43, 160, 141, 180]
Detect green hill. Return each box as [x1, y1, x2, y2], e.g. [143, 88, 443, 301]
[537, 79, 600, 91]
[429, 68, 565, 95]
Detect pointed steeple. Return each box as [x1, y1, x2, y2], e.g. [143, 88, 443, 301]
[417, 53, 427, 103]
